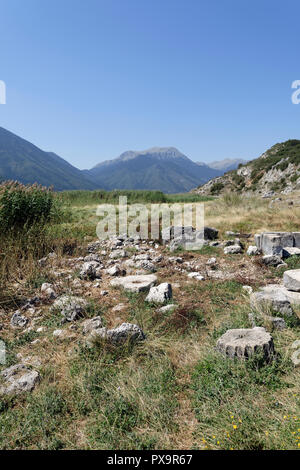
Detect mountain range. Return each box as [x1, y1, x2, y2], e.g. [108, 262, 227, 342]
[84, 147, 222, 193]
[0, 126, 243, 193]
[0, 127, 95, 191]
[206, 158, 248, 172]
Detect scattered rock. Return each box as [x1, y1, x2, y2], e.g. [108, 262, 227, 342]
[282, 247, 300, 258]
[41, 283, 57, 299]
[206, 257, 217, 266]
[242, 285, 253, 294]
[158, 304, 177, 313]
[0, 364, 40, 395]
[145, 283, 172, 304]
[10, 311, 29, 328]
[84, 254, 101, 263]
[135, 260, 157, 272]
[250, 285, 296, 316]
[216, 327, 274, 360]
[224, 245, 243, 254]
[109, 249, 128, 259]
[105, 265, 126, 276]
[110, 274, 157, 293]
[82, 316, 102, 334]
[80, 261, 102, 280]
[247, 246, 260, 256]
[187, 272, 204, 280]
[87, 322, 145, 347]
[265, 316, 287, 330]
[261, 255, 282, 266]
[52, 295, 88, 321]
[53, 329, 63, 337]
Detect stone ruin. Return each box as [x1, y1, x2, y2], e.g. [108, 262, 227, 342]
[254, 232, 300, 257]
[162, 225, 219, 251]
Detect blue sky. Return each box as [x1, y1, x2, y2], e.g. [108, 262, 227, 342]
[0, 0, 300, 169]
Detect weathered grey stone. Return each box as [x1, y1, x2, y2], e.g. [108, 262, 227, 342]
[291, 340, 300, 366]
[82, 316, 102, 334]
[262, 234, 284, 256]
[0, 364, 40, 394]
[105, 265, 125, 276]
[283, 269, 300, 292]
[247, 246, 260, 256]
[216, 327, 274, 360]
[250, 285, 297, 316]
[87, 240, 101, 253]
[293, 232, 300, 247]
[187, 272, 204, 280]
[110, 274, 157, 293]
[80, 261, 102, 280]
[265, 316, 287, 330]
[41, 283, 57, 299]
[162, 225, 193, 242]
[282, 247, 300, 258]
[145, 283, 172, 304]
[242, 285, 253, 294]
[135, 260, 157, 272]
[84, 253, 101, 263]
[87, 322, 145, 347]
[10, 311, 29, 328]
[52, 295, 88, 321]
[162, 226, 218, 248]
[109, 249, 128, 259]
[134, 253, 151, 261]
[206, 257, 217, 266]
[255, 232, 300, 256]
[224, 245, 243, 254]
[261, 255, 282, 266]
[254, 234, 262, 251]
[158, 304, 177, 313]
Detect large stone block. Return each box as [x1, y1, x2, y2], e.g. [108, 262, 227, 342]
[250, 284, 300, 316]
[283, 269, 300, 292]
[293, 232, 300, 248]
[254, 234, 262, 251]
[261, 234, 284, 256]
[216, 327, 275, 360]
[255, 232, 298, 256]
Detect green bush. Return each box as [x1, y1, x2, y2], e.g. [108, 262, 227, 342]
[210, 182, 224, 194]
[0, 181, 57, 229]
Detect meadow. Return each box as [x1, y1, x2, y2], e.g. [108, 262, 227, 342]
[0, 185, 299, 450]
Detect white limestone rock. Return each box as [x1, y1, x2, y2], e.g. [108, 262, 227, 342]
[110, 274, 157, 293]
[145, 283, 172, 304]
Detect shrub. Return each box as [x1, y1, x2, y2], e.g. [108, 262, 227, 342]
[0, 181, 57, 229]
[210, 182, 224, 194]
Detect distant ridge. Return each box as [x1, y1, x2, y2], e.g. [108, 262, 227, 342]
[0, 127, 96, 190]
[84, 147, 222, 193]
[207, 158, 248, 173]
[0, 128, 224, 193]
